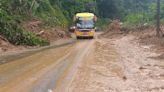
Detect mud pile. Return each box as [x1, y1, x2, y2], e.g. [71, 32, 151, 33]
[22, 20, 71, 42]
[0, 20, 71, 54]
[100, 20, 125, 39]
[102, 22, 164, 60]
[0, 37, 25, 54]
[134, 30, 164, 60]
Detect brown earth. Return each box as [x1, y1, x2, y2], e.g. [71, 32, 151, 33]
[69, 29, 164, 92]
[1, 19, 164, 92]
[0, 20, 71, 55]
[0, 37, 25, 54]
[21, 20, 71, 42]
[129, 27, 164, 61]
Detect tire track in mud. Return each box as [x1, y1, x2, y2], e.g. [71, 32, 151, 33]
[69, 39, 127, 92]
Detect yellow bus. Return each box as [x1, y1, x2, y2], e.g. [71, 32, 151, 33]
[73, 13, 97, 39]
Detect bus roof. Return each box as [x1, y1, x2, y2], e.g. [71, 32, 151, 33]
[76, 13, 94, 18]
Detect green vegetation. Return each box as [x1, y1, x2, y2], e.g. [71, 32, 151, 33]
[0, 0, 163, 46]
[0, 0, 67, 46]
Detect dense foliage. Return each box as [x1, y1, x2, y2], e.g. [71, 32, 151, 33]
[0, 0, 163, 45]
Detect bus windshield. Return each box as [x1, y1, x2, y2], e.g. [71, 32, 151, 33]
[76, 20, 94, 29]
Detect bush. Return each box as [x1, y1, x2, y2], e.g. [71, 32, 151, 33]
[96, 18, 110, 31]
[35, 0, 68, 28]
[0, 9, 49, 46]
[124, 13, 145, 24]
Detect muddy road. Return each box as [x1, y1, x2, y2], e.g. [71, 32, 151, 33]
[0, 33, 164, 92]
[0, 39, 94, 92]
[69, 35, 164, 92]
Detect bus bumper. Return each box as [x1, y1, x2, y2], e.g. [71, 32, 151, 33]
[75, 31, 95, 37]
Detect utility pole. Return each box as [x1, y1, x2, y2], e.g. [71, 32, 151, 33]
[156, 0, 160, 37]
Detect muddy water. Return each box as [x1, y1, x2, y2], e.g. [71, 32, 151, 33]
[69, 36, 164, 92]
[0, 40, 95, 92]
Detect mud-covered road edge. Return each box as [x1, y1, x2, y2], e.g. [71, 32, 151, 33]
[0, 38, 77, 65]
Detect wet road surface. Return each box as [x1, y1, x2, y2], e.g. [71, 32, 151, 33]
[0, 39, 95, 92]
[1, 32, 163, 92]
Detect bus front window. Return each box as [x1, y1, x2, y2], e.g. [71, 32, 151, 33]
[76, 20, 94, 29]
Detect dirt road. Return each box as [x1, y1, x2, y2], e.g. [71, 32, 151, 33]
[69, 35, 164, 92]
[0, 39, 94, 92]
[0, 33, 164, 92]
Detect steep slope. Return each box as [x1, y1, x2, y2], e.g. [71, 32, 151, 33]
[0, 0, 69, 47]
